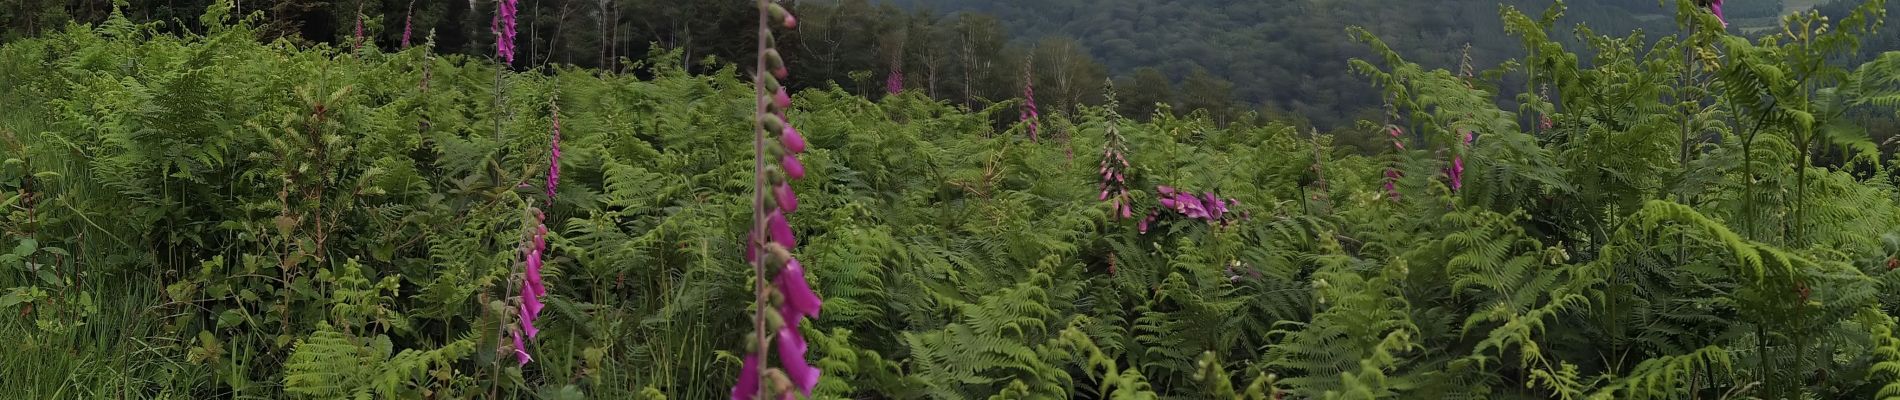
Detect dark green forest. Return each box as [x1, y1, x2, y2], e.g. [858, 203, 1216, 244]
[13, 0, 1900, 399]
[0, 0, 1859, 132]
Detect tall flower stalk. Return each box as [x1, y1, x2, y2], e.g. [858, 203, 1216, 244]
[1449, 130, 1471, 192]
[511, 208, 549, 365]
[1021, 62, 1041, 142]
[1099, 85, 1134, 221]
[887, 55, 904, 95]
[1383, 125, 1404, 201]
[351, 6, 366, 52]
[735, 2, 822, 399]
[401, 1, 415, 49]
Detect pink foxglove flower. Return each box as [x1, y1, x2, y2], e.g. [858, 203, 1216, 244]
[510, 208, 550, 365]
[1146, 186, 1243, 231]
[1448, 130, 1474, 192]
[736, 3, 822, 398]
[401, 5, 414, 48]
[777, 326, 820, 395]
[1020, 64, 1040, 142]
[887, 59, 904, 94]
[1383, 125, 1406, 201]
[1384, 169, 1404, 201]
[1098, 107, 1135, 220]
[510, 330, 532, 365]
[1450, 157, 1466, 191]
[494, 0, 519, 63]
[730, 355, 762, 399]
[1709, 0, 1727, 27]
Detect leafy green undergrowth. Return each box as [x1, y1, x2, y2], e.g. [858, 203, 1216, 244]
[6, 1, 1900, 399]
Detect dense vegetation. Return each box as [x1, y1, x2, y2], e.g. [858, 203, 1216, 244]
[11, 0, 1900, 399]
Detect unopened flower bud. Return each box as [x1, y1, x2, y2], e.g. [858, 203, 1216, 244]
[762, 114, 785, 133]
[781, 124, 807, 154]
[782, 154, 806, 180]
[766, 49, 785, 74]
[763, 243, 794, 267]
[769, 4, 791, 25]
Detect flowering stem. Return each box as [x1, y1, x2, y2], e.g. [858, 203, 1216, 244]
[750, 0, 774, 398]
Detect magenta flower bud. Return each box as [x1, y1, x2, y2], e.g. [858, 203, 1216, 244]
[1120, 203, 1133, 219]
[1099, 189, 1110, 201]
[781, 124, 807, 154]
[775, 183, 798, 213]
[784, 14, 798, 29]
[1137, 216, 1150, 233]
[782, 154, 806, 180]
[774, 88, 792, 110]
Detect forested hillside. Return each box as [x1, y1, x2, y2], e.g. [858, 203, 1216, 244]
[889, 0, 1803, 127]
[10, 0, 1900, 399]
